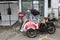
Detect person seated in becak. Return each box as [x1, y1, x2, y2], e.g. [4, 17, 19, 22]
[25, 9, 40, 22]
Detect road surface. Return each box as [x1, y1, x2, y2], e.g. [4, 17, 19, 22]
[0, 28, 60, 40]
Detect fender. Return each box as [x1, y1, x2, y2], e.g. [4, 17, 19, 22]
[46, 21, 55, 26]
[24, 22, 37, 30]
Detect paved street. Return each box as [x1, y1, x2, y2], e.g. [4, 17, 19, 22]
[0, 28, 60, 40]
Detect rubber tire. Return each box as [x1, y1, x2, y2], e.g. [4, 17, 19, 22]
[26, 29, 37, 38]
[47, 25, 56, 34]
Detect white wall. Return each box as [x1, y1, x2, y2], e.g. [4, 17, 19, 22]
[52, 0, 59, 19]
[51, 0, 59, 8]
[48, 0, 59, 19]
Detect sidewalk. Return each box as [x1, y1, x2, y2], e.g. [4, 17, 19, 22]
[55, 19, 60, 28]
[0, 20, 17, 26]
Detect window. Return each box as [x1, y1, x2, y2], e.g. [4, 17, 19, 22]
[22, 0, 32, 11]
[33, 1, 39, 10]
[48, 0, 51, 8]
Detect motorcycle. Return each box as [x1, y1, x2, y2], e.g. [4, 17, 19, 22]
[19, 9, 56, 38]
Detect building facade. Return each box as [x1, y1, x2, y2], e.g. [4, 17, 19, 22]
[0, 0, 59, 26]
[19, 0, 59, 19]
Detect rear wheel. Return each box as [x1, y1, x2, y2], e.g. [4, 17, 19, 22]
[47, 25, 56, 34]
[26, 29, 37, 38]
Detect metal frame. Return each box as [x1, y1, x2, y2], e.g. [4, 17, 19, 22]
[0, 1, 18, 4]
[0, 1, 18, 26]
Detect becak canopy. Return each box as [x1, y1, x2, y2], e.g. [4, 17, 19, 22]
[30, 9, 40, 16]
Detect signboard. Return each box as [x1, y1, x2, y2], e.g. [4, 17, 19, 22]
[18, 12, 24, 18]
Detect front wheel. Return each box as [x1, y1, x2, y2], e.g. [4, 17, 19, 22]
[47, 25, 56, 34]
[26, 29, 37, 38]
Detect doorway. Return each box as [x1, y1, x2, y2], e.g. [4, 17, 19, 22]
[22, 0, 44, 17]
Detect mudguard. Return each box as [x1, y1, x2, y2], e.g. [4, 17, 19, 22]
[24, 22, 38, 30]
